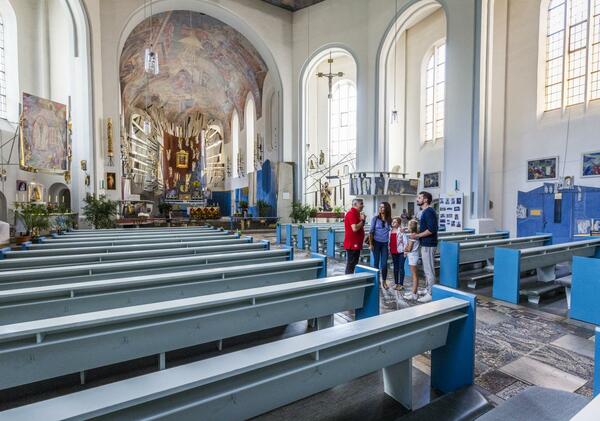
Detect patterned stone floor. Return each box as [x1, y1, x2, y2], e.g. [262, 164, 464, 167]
[256, 232, 596, 418]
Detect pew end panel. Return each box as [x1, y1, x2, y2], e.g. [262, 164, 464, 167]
[431, 285, 476, 394]
[439, 241, 460, 289]
[21, 241, 32, 250]
[297, 225, 306, 249]
[260, 239, 271, 251]
[275, 223, 282, 244]
[354, 265, 380, 319]
[244, 235, 254, 243]
[492, 248, 522, 304]
[570, 257, 600, 326]
[0, 247, 10, 260]
[285, 224, 293, 247]
[282, 245, 294, 260]
[310, 226, 319, 253]
[327, 229, 336, 257]
[309, 253, 328, 278]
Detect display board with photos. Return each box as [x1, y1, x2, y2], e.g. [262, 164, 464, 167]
[349, 173, 418, 196]
[438, 192, 464, 232]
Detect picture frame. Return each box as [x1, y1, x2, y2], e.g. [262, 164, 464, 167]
[106, 172, 116, 190]
[582, 150, 600, 178]
[527, 156, 558, 181]
[423, 172, 440, 188]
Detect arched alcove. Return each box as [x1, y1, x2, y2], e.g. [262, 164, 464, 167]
[376, 0, 447, 212]
[48, 182, 71, 210]
[299, 46, 358, 209]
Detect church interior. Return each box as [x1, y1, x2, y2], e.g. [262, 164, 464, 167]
[0, 0, 600, 419]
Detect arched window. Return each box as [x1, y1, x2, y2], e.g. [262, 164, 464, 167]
[423, 41, 445, 143]
[231, 111, 239, 177]
[245, 96, 255, 175]
[330, 80, 357, 174]
[544, 0, 600, 110]
[0, 13, 6, 119]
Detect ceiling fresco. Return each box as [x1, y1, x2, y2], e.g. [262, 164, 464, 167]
[261, 0, 325, 11]
[120, 11, 268, 127]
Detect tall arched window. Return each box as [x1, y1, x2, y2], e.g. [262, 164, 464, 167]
[231, 111, 239, 177]
[423, 41, 445, 143]
[0, 13, 6, 120]
[245, 96, 255, 175]
[330, 80, 357, 174]
[544, 0, 600, 110]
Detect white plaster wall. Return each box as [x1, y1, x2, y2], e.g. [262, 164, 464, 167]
[293, 0, 483, 220]
[494, 0, 600, 235]
[0, 0, 89, 224]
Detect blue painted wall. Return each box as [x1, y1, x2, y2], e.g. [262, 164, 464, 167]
[517, 183, 600, 243]
[254, 160, 277, 217]
[212, 191, 231, 217]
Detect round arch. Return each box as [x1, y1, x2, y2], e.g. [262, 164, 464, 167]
[375, 0, 447, 172]
[116, 0, 284, 149]
[48, 183, 72, 210]
[298, 44, 359, 205]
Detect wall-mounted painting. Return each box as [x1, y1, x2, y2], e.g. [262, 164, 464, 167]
[20, 93, 69, 173]
[582, 151, 600, 177]
[423, 172, 440, 188]
[106, 172, 116, 190]
[527, 156, 558, 181]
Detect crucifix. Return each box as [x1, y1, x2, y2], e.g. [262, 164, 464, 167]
[317, 52, 344, 99]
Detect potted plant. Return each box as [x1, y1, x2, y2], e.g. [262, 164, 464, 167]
[289, 201, 311, 223]
[15, 203, 50, 242]
[256, 200, 271, 219]
[333, 206, 345, 222]
[158, 201, 173, 218]
[309, 207, 318, 222]
[82, 195, 118, 229]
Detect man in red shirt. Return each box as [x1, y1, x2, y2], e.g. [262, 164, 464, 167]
[344, 198, 366, 274]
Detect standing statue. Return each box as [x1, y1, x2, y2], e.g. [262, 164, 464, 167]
[321, 181, 332, 211]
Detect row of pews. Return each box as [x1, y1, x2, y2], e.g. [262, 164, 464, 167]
[0, 225, 479, 420]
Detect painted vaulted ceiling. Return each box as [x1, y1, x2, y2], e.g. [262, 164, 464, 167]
[260, 0, 325, 11]
[120, 11, 268, 128]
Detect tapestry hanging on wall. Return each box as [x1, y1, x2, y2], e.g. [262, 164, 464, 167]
[19, 93, 70, 174]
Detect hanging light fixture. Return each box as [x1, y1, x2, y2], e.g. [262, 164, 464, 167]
[391, 0, 399, 124]
[144, 0, 159, 75]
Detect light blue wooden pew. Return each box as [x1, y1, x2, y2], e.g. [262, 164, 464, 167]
[0, 268, 380, 391]
[0, 246, 290, 290]
[325, 229, 505, 258]
[3, 236, 252, 258]
[493, 238, 600, 304]
[42, 229, 229, 244]
[439, 234, 552, 289]
[58, 226, 216, 237]
[279, 223, 344, 248]
[0, 285, 474, 420]
[21, 232, 240, 251]
[0, 257, 328, 322]
[0, 240, 270, 270]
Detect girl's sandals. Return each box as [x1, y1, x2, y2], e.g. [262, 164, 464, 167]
[382, 281, 389, 290]
[394, 284, 404, 291]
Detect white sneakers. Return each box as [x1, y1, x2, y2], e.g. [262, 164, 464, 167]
[417, 293, 433, 303]
[403, 292, 418, 301]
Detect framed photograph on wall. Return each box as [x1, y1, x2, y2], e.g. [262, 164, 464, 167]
[423, 172, 440, 188]
[527, 156, 558, 181]
[582, 151, 600, 177]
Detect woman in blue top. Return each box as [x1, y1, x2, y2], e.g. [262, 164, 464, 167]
[369, 201, 392, 288]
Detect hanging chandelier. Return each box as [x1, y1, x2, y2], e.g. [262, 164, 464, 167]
[391, 0, 399, 124]
[143, 0, 159, 75]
